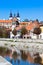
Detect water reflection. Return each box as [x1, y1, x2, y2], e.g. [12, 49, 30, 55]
[0, 46, 43, 65]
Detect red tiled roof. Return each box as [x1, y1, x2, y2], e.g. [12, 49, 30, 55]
[0, 20, 12, 23]
[0, 17, 18, 23]
[15, 21, 40, 31]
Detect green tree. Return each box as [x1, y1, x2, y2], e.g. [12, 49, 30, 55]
[0, 27, 10, 38]
[21, 27, 28, 37]
[12, 29, 17, 36]
[2, 28, 6, 38]
[0, 27, 3, 38]
[33, 27, 41, 39]
[5, 30, 10, 38]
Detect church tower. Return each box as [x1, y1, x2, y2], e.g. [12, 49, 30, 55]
[9, 12, 13, 20]
[16, 12, 20, 23]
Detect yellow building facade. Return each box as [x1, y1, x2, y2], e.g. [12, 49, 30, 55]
[40, 26, 43, 39]
[40, 26, 43, 33]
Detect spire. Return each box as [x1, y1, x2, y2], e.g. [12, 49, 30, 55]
[9, 12, 12, 17]
[17, 12, 20, 17]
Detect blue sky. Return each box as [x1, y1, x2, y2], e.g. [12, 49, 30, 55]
[0, 0, 43, 21]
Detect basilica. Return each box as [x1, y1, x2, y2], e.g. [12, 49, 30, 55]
[0, 12, 20, 29]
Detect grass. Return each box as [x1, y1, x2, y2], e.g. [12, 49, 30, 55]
[11, 44, 15, 47]
[0, 39, 14, 42]
[5, 43, 8, 46]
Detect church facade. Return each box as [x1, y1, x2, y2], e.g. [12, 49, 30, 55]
[0, 12, 20, 29]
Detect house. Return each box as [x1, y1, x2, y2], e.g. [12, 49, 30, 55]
[0, 12, 21, 38]
[0, 12, 20, 28]
[0, 20, 12, 28]
[40, 23, 43, 39]
[15, 20, 40, 39]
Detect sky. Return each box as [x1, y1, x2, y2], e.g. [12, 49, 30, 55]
[0, 0, 43, 21]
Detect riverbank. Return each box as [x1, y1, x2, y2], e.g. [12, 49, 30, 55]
[0, 38, 43, 55]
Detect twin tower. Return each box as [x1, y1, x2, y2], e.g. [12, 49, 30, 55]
[9, 12, 20, 23]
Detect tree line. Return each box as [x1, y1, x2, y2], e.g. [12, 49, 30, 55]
[0, 26, 41, 38]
